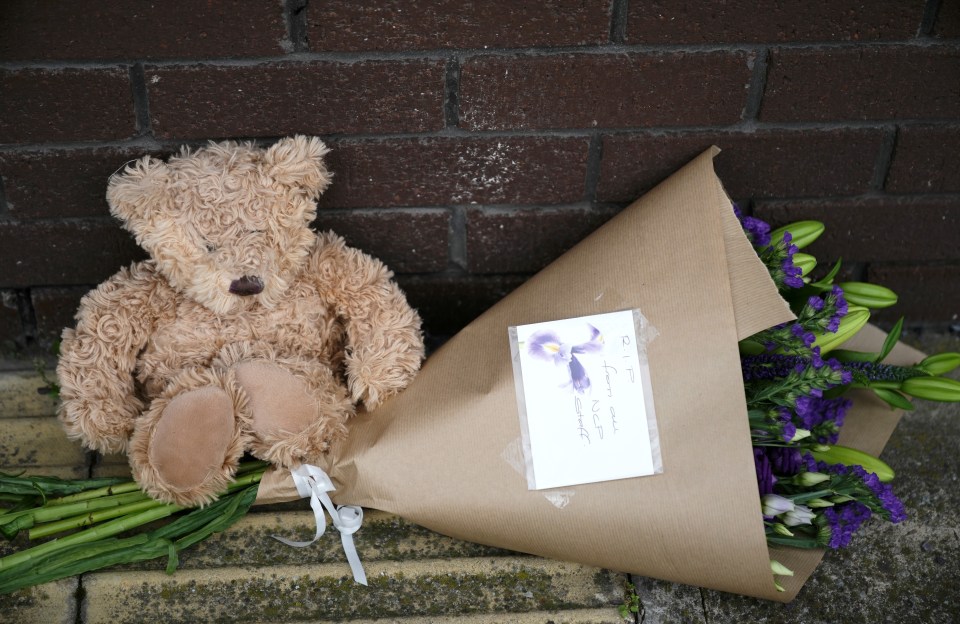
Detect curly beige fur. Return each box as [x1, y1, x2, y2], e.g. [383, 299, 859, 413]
[56, 136, 424, 506]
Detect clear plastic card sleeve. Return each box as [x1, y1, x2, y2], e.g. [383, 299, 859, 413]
[509, 309, 662, 491]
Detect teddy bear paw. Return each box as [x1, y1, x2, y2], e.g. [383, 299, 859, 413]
[132, 387, 243, 506]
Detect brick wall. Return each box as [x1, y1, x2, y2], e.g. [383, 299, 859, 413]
[1, 0, 958, 355]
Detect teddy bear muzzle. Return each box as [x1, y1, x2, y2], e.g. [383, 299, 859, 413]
[229, 275, 265, 296]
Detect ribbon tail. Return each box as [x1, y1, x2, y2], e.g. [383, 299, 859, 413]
[271, 482, 328, 548]
[334, 505, 367, 586]
[270, 464, 368, 585]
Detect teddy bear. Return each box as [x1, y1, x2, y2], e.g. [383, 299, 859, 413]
[56, 136, 424, 507]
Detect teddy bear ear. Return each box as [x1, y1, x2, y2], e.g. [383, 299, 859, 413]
[106, 155, 171, 231]
[263, 136, 333, 198]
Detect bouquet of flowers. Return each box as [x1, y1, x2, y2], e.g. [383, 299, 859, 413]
[731, 210, 959, 591]
[1, 147, 957, 600]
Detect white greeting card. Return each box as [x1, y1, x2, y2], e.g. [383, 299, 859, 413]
[509, 310, 662, 490]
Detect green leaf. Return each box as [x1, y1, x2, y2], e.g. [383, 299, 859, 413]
[165, 539, 179, 575]
[0, 469, 265, 595]
[876, 317, 904, 364]
[831, 349, 881, 363]
[810, 258, 843, 289]
[872, 388, 915, 411]
[739, 339, 765, 356]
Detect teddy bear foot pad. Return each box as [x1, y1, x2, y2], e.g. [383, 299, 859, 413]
[149, 387, 236, 494]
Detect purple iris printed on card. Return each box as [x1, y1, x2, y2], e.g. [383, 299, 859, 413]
[527, 324, 605, 394]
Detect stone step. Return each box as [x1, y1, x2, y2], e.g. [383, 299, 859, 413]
[82, 558, 624, 624]
[0, 368, 627, 624]
[0, 578, 78, 624]
[0, 369, 59, 419]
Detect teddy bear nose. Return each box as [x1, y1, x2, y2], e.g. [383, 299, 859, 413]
[229, 276, 264, 296]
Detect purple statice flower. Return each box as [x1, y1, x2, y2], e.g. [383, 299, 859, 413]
[780, 232, 805, 289]
[790, 323, 816, 347]
[793, 395, 851, 442]
[807, 295, 825, 312]
[778, 410, 797, 442]
[822, 286, 849, 333]
[733, 204, 773, 248]
[802, 452, 819, 473]
[810, 346, 825, 369]
[849, 465, 908, 523]
[754, 448, 777, 497]
[824, 502, 873, 548]
[743, 216, 772, 247]
[832, 285, 849, 316]
[819, 461, 908, 525]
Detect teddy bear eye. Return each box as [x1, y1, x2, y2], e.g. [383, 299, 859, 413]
[204, 242, 217, 253]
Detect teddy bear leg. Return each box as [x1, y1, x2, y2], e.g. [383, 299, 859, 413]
[234, 360, 352, 468]
[129, 369, 247, 506]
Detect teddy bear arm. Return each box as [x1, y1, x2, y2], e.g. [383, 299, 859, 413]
[313, 236, 425, 410]
[56, 266, 164, 454]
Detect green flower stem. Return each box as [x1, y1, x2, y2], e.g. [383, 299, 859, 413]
[44, 481, 143, 506]
[849, 380, 902, 391]
[0, 487, 257, 594]
[0, 474, 126, 500]
[26, 468, 266, 540]
[29, 498, 166, 539]
[0, 466, 266, 573]
[765, 535, 820, 549]
[1, 491, 153, 538]
[785, 489, 834, 504]
[0, 503, 184, 572]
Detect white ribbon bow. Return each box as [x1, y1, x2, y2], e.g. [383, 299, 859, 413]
[271, 464, 367, 585]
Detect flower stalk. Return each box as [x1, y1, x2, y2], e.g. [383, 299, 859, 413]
[0, 462, 267, 594]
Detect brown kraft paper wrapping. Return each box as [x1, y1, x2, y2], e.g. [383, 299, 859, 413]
[255, 147, 919, 602]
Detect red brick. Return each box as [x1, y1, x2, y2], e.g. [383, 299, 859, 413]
[0, 291, 23, 350]
[934, 0, 960, 37]
[314, 209, 450, 273]
[147, 61, 446, 139]
[397, 275, 527, 335]
[307, 0, 610, 51]
[32, 286, 93, 344]
[0, 68, 134, 144]
[886, 126, 960, 193]
[466, 206, 617, 273]
[460, 52, 753, 130]
[0, 0, 287, 61]
[0, 147, 152, 219]
[754, 197, 960, 263]
[626, 0, 924, 44]
[319, 137, 590, 208]
[761, 47, 960, 122]
[0, 220, 144, 288]
[867, 264, 960, 323]
[596, 129, 885, 203]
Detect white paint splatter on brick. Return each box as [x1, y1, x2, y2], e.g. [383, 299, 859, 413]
[451, 141, 522, 204]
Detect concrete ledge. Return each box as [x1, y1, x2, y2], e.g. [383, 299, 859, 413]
[0, 578, 77, 624]
[82, 559, 624, 624]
